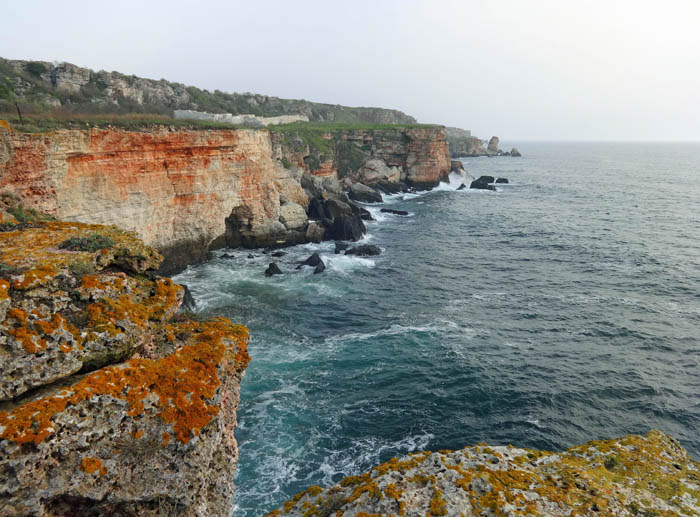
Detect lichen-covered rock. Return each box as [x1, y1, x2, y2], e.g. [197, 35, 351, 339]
[0, 217, 250, 516]
[270, 431, 700, 516]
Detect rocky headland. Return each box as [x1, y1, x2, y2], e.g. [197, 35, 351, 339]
[269, 431, 700, 516]
[0, 203, 249, 516]
[0, 122, 450, 274]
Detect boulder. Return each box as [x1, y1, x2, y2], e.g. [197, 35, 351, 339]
[374, 180, 404, 194]
[457, 183, 467, 191]
[221, 253, 235, 259]
[298, 252, 323, 268]
[487, 136, 500, 154]
[326, 215, 366, 241]
[345, 244, 382, 256]
[357, 158, 401, 184]
[271, 251, 287, 257]
[495, 178, 509, 184]
[264, 263, 283, 276]
[511, 147, 522, 157]
[278, 201, 308, 230]
[348, 182, 383, 203]
[305, 221, 325, 243]
[380, 208, 409, 216]
[324, 198, 353, 219]
[313, 261, 326, 274]
[470, 176, 497, 191]
[335, 242, 350, 254]
[348, 201, 374, 221]
[307, 198, 327, 220]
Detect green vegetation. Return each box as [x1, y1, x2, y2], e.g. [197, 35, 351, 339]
[280, 156, 292, 169]
[59, 233, 115, 252]
[26, 62, 47, 77]
[68, 259, 96, 280]
[7, 206, 54, 223]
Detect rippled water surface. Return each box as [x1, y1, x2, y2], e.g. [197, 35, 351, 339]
[174, 142, 700, 516]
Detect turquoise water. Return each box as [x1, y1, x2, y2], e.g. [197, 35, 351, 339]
[174, 142, 700, 515]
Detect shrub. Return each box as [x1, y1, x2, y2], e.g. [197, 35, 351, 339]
[68, 259, 95, 280]
[26, 62, 47, 77]
[59, 233, 115, 252]
[280, 156, 292, 169]
[7, 206, 53, 223]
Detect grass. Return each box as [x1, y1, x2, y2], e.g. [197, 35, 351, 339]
[7, 206, 54, 223]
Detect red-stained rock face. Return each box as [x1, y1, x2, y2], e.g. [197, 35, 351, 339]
[0, 124, 450, 272]
[0, 127, 306, 272]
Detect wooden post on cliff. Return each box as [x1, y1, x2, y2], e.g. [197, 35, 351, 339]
[14, 102, 23, 124]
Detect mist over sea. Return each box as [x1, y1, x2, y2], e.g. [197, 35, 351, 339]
[174, 142, 700, 515]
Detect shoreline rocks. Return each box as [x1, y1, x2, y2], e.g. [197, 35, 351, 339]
[269, 431, 700, 516]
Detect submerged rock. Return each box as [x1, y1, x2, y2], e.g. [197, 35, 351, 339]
[457, 183, 467, 190]
[264, 263, 283, 276]
[334, 242, 350, 254]
[495, 178, 509, 184]
[270, 431, 700, 517]
[380, 208, 409, 216]
[345, 245, 382, 257]
[313, 261, 326, 274]
[297, 252, 323, 268]
[271, 251, 287, 257]
[326, 215, 366, 241]
[511, 147, 522, 157]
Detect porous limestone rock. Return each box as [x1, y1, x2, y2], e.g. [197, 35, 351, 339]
[269, 431, 700, 516]
[0, 217, 250, 516]
[357, 158, 401, 184]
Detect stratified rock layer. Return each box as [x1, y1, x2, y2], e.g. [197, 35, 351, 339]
[269, 431, 700, 516]
[0, 217, 250, 516]
[0, 124, 449, 273]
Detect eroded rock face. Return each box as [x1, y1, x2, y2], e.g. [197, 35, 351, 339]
[0, 219, 250, 516]
[487, 135, 500, 154]
[270, 431, 700, 516]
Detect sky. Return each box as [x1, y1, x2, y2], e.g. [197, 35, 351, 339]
[2, 0, 699, 140]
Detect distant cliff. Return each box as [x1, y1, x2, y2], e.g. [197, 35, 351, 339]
[0, 122, 449, 273]
[0, 58, 416, 124]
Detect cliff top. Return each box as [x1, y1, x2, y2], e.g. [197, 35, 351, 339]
[0, 57, 417, 125]
[0, 204, 250, 515]
[270, 430, 700, 516]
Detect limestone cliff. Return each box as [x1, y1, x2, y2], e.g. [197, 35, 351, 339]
[0, 123, 449, 273]
[269, 431, 700, 516]
[0, 209, 249, 516]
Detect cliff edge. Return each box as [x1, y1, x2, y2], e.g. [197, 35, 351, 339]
[0, 205, 250, 516]
[269, 430, 700, 516]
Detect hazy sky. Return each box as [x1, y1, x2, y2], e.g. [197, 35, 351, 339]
[3, 0, 699, 140]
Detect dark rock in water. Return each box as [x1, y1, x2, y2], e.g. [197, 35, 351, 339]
[457, 183, 467, 190]
[380, 208, 409, 216]
[511, 147, 522, 157]
[335, 242, 350, 254]
[264, 263, 282, 276]
[348, 182, 383, 203]
[221, 253, 235, 259]
[247, 254, 255, 258]
[326, 215, 366, 241]
[495, 178, 509, 184]
[272, 251, 287, 257]
[313, 261, 326, 274]
[298, 252, 323, 268]
[450, 160, 465, 173]
[180, 284, 197, 311]
[262, 249, 270, 254]
[470, 176, 497, 191]
[348, 201, 374, 221]
[345, 244, 382, 256]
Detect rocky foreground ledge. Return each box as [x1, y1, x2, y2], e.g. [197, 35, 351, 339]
[269, 431, 700, 516]
[0, 207, 249, 516]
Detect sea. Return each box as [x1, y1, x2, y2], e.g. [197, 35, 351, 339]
[173, 142, 700, 516]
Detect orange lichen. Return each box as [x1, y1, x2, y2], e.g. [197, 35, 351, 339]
[162, 432, 171, 446]
[9, 326, 47, 354]
[0, 318, 249, 445]
[80, 457, 107, 477]
[0, 278, 10, 299]
[12, 264, 57, 290]
[133, 429, 144, 439]
[7, 307, 28, 325]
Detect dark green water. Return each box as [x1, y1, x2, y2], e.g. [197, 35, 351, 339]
[174, 142, 700, 515]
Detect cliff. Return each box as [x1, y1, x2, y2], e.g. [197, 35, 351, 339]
[0, 123, 449, 273]
[0, 57, 416, 125]
[269, 430, 700, 516]
[0, 208, 250, 516]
